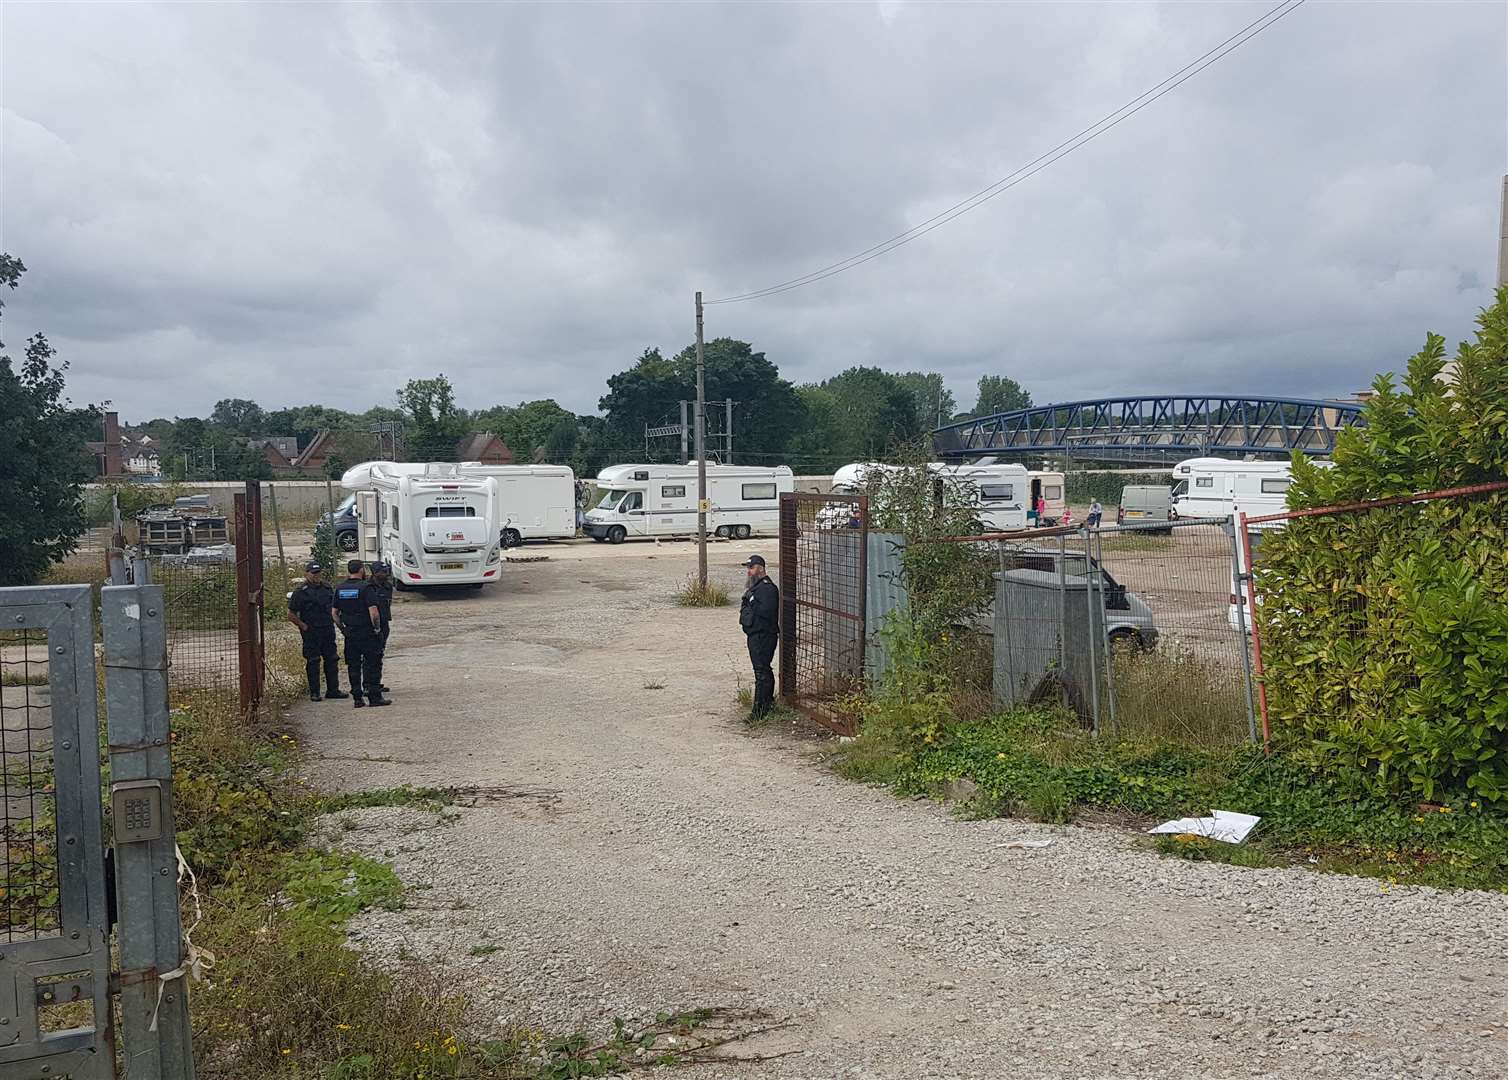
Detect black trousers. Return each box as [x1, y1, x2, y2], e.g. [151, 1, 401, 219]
[343, 631, 384, 701]
[747, 631, 777, 716]
[300, 626, 339, 694]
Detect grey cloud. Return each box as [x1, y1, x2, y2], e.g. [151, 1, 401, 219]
[1, 1, 1502, 423]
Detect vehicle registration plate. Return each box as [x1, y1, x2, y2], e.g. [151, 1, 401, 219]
[440, 562, 464, 570]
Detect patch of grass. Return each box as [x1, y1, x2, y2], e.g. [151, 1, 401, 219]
[675, 578, 731, 607]
[468, 942, 503, 957]
[643, 680, 666, 690]
[834, 706, 1508, 891]
[0, 669, 49, 687]
[1151, 834, 1286, 870]
[1107, 645, 1251, 747]
[314, 784, 457, 815]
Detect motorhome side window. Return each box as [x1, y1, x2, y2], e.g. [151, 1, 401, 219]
[424, 506, 477, 517]
[1260, 478, 1291, 493]
[742, 484, 777, 500]
[979, 484, 1014, 501]
[1195, 477, 1214, 488]
[1043, 485, 1063, 500]
[661, 485, 686, 498]
[622, 492, 642, 511]
[391, 504, 399, 529]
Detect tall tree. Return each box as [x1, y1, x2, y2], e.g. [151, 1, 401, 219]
[474, 399, 580, 462]
[0, 255, 99, 585]
[210, 397, 266, 435]
[969, 374, 1033, 418]
[894, 372, 957, 432]
[400, 374, 466, 459]
[816, 366, 921, 464]
[599, 340, 804, 464]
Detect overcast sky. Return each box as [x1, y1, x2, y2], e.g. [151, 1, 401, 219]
[3, 1, 1504, 425]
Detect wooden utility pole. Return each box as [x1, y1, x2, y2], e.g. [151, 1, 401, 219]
[695, 292, 708, 589]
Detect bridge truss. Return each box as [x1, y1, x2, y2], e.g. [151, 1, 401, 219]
[933, 395, 1365, 464]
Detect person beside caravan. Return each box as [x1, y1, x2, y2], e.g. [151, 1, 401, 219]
[286, 561, 348, 702]
[370, 561, 395, 696]
[739, 554, 780, 722]
[1087, 499, 1103, 528]
[334, 560, 390, 709]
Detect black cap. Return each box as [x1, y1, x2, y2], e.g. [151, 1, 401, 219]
[347, 559, 365, 574]
[741, 554, 766, 568]
[372, 561, 391, 574]
[304, 561, 322, 573]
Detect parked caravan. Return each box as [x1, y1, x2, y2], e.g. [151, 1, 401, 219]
[583, 463, 794, 543]
[342, 461, 576, 546]
[1116, 485, 1173, 531]
[348, 462, 502, 588]
[831, 461, 1029, 532]
[1170, 458, 1297, 520]
[1027, 470, 1066, 526]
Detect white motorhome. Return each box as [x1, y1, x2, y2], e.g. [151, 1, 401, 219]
[583, 463, 793, 543]
[342, 461, 577, 546]
[346, 462, 503, 588]
[1170, 457, 1300, 520]
[832, 461, 1029, 532]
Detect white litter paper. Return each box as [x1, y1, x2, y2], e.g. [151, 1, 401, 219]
[1148, 810, 1260, 845]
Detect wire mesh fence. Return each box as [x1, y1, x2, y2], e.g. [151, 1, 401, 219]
[1, 628, 59, 940]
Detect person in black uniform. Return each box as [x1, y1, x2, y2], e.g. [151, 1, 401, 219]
[370, 561, 394, 696]
[286, 561, 348, 702]
[739, 554, 780, 722]
[333, 560, 390, 708]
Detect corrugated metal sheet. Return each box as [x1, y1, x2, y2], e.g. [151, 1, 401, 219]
[865, 531, 908, 679]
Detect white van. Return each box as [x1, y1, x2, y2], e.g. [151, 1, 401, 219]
[583, 463, 794, 543]
[350, 462, 503, 588]
[1171, 457, 1296, 520]
[832, 461, 1028, 532]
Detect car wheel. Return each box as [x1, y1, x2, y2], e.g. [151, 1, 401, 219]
[501, 528, 522, 548]
[337, 531, 358, 552]
[1108, 628, 1142, 652]
[607, 525, 626, 545]
[734, 524, 752, 540]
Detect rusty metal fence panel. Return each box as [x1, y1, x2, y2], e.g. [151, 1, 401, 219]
[778, 493, 868, 735]
[0, 585, 115, 1078]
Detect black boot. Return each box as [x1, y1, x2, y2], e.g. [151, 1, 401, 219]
[366, 692, 392, 708]
[309, 689, 322, 702]
[353, 697, 366, 708]
[325, 687, 349, 700]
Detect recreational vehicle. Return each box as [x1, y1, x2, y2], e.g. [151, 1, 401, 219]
[583, 463, 793, 543]
[342, 461, 577, 546]
[831, 461, 1029, 532]
[1170, 457, 1298, 520]
[347, 462, 503, 588]
[1026, 470, 1066, 526]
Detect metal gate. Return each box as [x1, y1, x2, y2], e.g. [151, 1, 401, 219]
[1, 585, 114, 1078]
[777, 493, 868, 735]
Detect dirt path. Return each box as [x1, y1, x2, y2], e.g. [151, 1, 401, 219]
[296, 546, 1508, 1080]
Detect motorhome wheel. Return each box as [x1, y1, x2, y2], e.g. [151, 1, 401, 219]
[607, 525, 627, 544]
[733, 524, 751, 540]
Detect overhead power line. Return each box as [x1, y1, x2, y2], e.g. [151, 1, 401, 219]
[705, 0, 1306, 306]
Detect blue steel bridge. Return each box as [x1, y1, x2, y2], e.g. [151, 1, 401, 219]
[933, 395, 1366, 465]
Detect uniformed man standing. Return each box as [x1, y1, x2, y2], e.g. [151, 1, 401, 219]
[739, 554, 779, 722]
[286, 562, 348, 702]
[370, 561, 395, 696]
[333, 560, 390, 709]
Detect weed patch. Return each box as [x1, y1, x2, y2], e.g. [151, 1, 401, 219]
[675, 578, 731, 607]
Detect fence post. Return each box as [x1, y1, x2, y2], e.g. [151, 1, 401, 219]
[246, 481, 266, 697]
[102, 584, 196, 1080]
[1226, 520, 1260, 744]
[1237, 513, 1272, 749]
[1094, 529, 1117, 735]
[1056, 533, 1067, 710]
[1081, 527, 1101, 734]
[777, 493, 797, 700]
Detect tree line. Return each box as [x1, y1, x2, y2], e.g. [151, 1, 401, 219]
[143, 341, 1032, 482]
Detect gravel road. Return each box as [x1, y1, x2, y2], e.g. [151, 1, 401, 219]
[296, 542, 1508, 1080]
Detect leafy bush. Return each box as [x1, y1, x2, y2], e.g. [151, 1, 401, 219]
[1257, 289, 1508, 803]
[675, 577, 731, 607]
[1066, 472, 1170, 507]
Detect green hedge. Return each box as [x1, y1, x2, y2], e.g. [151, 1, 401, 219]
[1257, 290, 1508, 803]
[1065, 472, 1171, 506]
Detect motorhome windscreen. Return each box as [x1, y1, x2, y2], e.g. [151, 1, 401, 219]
[599, 490, 628, 509]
